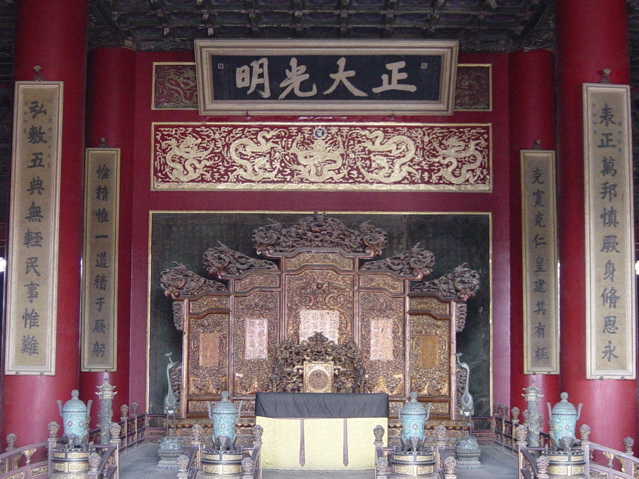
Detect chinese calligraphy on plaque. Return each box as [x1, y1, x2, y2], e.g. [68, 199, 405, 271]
[81, 148, 120, 371]
[245, 318, 268, 360]
[299, 310, 339, 343]
[5, 82, 63, 375]
[195, 39, 458, 115]
[521, 150, 559, 374]
[583, 83, 636, 379]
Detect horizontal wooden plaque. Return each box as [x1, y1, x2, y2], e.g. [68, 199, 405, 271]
[195, 39, 458, 116]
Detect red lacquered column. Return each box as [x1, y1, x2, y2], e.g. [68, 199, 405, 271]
[508, 49, 561, 415]
[1, 0, 88, 444]
[81, 47, 136, 425]
[556, 0, 638, 448]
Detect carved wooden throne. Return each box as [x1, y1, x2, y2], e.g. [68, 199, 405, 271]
[271, 332, 366, 394]
[160, 213, 480, 427]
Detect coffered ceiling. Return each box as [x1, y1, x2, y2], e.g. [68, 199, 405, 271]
[0, 0, 561, 82]
[0, 1, 636, 82]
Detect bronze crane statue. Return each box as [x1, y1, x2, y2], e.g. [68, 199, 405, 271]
[456, 352, 474, 433]
[163, 352, 179, 415]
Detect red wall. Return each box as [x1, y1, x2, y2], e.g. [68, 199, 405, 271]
[127, 50, 513, 409]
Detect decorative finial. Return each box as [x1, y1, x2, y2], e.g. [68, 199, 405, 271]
[600, 68, 611, 84]
[99, 138, 108, 148]
[533, 139, 542, 150]
[33, 66, 44, 81]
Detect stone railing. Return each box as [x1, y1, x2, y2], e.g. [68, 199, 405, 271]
[518, 424, 639, 479]
[0, 437, 48, 479]
[0, 403, 146, 479]
[87, 402, 147, 451]
[0, 421, 122, 479]
[372, 424, 458, 479]
[177, 423, 264, 479]
[491, 403, 551, 454]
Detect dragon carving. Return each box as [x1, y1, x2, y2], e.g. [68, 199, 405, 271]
[160, 263, 227, 299]
[412, 264, 480, 301]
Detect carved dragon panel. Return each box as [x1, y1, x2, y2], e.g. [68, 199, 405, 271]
[232, 292, 280, 396]
[187, 314, 229, 398]
[359, 291, 406, 398]
[159, 214, 481, 421]
[285, 268, 355, 344]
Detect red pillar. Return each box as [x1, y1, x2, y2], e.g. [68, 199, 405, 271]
[81, 47, 136, 425]
[508, 49, 561, 415]
[1, 0, 88, 445]
[556, 0, 638, 448]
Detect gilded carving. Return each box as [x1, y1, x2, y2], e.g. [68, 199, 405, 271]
[455, 65, 491, 111]
[271, 332, 365, 393]
[203, 243, 278, 278]
[188, 314, 228, 395]
[412, 264, 480, 301]
[245, 319, 268, 360]
[189, 296, 229, 315]
[410, 297, 450, 316]
[370, 319, 394, 360]
[234, 274, 280, 293]
[359, 273, 405, 293]
[253, 213, 387, 257]
[299, 310, 340, 343]
[233, 292, 279, 395]
[162, 214, 477, 420]
[286, 269, 353, 344]
[410, 315, 450, 397]
[172, 301, 184, 331]
[359, 292, 405, 397]
[153, 123, 491, 191]
[153, 63, 198, 109]
[286, 252, 354, 271]
[361, 244, 435, 279]
[199, 332, 219, 367]
[160, 263, 227, 299]
[455, 303, 467, 333]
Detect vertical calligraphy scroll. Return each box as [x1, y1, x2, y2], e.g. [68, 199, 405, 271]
[299, 310, 340, 343]
[583, 83, 636, 379]
[245, 318, 268, 360]
[5, 82, 63, 375]
[81, 148, 120, 371]
[521, 150, 559, 374]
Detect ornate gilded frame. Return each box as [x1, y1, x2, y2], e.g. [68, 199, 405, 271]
[5, 82, 63, 375]
[520, 150, 559, 375]
[81, 148, 120, 371]
[195, 39, 458, 116]
[583, 83, 636, 379]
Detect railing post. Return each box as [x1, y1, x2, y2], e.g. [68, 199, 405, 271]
[120, 404, 129, 449]
[435, 424, 447, 471]
[375, 454, 389, 479]
[516, 424, 528, 449]
[130, 402, 139, 445]
[536, 454, 550, 479]
[47, 422, 60, 474]
[444, 455, 457, 479]
[88, 452, 101, 479]
[372, 425, 387, 479]
[6, 432, 18, 471]
[623, 436, 636, 477]
[110, 422, 121, 478]
[241, 456, 255, 479]
[579, 423, 591, 477]
[192, 423, 204, 470]
[512, 407, 521, 426]
[177, 454, 189, 479]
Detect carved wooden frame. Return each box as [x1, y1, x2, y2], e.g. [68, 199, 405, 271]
[195, 39, 459, 116]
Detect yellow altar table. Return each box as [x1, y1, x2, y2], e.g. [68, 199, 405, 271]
[255, 392, 388, 471]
